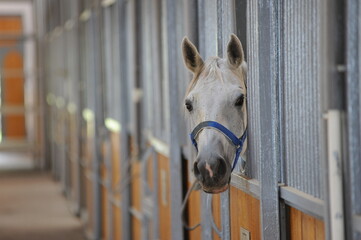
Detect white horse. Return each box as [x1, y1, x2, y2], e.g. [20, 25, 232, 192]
[182, 34, 247, 194]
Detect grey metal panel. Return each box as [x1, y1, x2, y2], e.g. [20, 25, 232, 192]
[161, 0, 171, 142]
[246, 0, 261, 180]
[64, 1, 82, 214]
[346, 0, 361, 237]
[216, 2, 235, 239]
[166, 0, 184, 238]
[257, 0, 280, 239]
[89, 7, 103, 240]
[280, 186, 324, 219]
[118, 1, 132, 240]
[282, 0, 323, 200]
[110, 2, 122, 122]
[125, 0, 136, 135]
[102, 6, 114, 119]
[197, 1, 217, 238]
[150, 0, 164, 140]
[140, 0, 152, 136]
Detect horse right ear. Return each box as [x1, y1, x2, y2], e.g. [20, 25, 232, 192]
[182, 37, 203, 74]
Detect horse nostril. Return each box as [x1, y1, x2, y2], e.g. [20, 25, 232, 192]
[217, 158, 227, 177]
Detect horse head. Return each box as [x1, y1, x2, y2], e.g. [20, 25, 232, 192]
[182, 34, 247, 194]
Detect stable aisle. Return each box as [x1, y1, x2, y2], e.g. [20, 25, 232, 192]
[0, 171, 84, 240]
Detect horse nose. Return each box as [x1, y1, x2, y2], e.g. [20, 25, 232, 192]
[193, 156, 227, 182]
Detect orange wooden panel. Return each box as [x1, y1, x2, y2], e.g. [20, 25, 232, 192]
[289, 206, 325, 240]
[146, 154, 154, 190]
[3, 51, 24, 104]
[101, 164, 109, 240]
[290, 207, 302, 240]
[85, 170, 95, 235]
[230, 186, 261, 240]
[110, 132, 122, 239]
[187, 180, 202, 240]
[158, 154, 171, 240]
[113, 203, 122, 240]
[131, 161, 142, 240]
[132, 217, 142, 240]
[315, 217, 325, 240]
[110, 132, 121, 190]
[3, 115, 26, 138]
[2, 51, 25, 138]
[302, 212, 315, 240]
[0, 16, 22, 31]
[0, 16, 22, 46]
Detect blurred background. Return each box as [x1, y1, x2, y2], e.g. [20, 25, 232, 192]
[0, 0, 360, 240]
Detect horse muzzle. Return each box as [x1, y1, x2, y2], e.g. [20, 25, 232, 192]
[193, 154, 231, 193]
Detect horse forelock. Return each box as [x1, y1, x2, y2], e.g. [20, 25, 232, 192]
[185, 57, 246, 96]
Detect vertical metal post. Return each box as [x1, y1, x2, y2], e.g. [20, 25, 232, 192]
[216, 1, 235, 239]
[257, 0, 280, 239]
[90, 5, 103, 239]
[166, 0, 184, 239]
[118, 1, 131, 239]
[345, 0, 361, 239]
[197, 1, 217, 238]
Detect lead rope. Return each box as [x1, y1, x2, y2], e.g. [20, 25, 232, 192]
[181, 179, 201, 231]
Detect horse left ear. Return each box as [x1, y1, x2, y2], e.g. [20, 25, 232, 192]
[226, 34, 244, 68]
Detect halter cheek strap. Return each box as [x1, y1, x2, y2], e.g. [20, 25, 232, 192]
[189, 121, 247, 172]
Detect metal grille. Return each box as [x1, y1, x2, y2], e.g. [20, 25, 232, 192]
[282, 0, 323, 199]
[246, 0, 260, 179]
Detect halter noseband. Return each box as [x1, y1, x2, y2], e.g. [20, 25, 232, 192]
[189, 121, 247, 172]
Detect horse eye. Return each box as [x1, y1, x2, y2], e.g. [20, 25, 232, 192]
[235, 95, 244, 107]
[185, 101, 193, 112]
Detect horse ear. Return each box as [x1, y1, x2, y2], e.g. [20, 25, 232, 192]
[226, 34, 244, 68]
[182, 37, 203, 73]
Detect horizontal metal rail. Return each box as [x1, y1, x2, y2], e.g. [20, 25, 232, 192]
[230, 173, 260, 199]
[280, 186, 324, 219]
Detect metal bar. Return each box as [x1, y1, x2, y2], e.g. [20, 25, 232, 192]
[141, 147, 153, 240]
[217, 2, 235, 238]
[257, 0, 280, 239]
[280, 186, 324, 220]
[326, 111, 345, 239]
[319, 0, 339, 239]
[197, 1, 218, 238]
[130, 207, 143, 220]
[118, 1, 131, 239]
[89, 5, 103, 239]
[345, 0, 361, 238]
[166, 0, 184, 239]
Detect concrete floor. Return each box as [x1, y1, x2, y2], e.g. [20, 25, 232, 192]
[0, 171, 85, 240]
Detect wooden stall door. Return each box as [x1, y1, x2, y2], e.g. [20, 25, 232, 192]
[289, 207, 325, 240]
[0, 16, 26, 139]
[230, 186, 261, 240]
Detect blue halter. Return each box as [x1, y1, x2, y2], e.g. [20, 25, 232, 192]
[189, 121, 247, 172]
